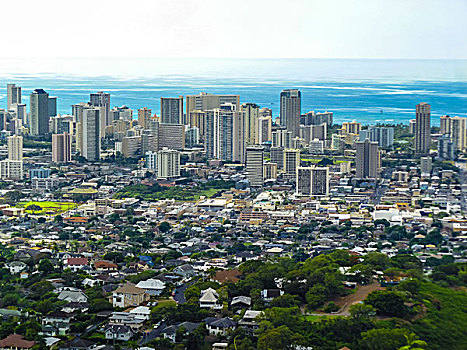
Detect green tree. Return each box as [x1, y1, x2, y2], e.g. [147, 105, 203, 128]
[26, 204, 42, 214]
[360, 328, 411, 350]
[399, 333, 428, 350]
[159, 221, 171, 233]
[38, 259, 54, 274]
[365, 290, 407, 317]
[257, 325, 299, 350]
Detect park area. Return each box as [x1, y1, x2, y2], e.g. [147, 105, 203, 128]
[16, 201, 78, 215]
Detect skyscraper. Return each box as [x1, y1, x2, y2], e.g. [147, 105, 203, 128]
[240, 103, 260, 145]
[204, 108, 244, 162]
[296, 166, 328, 196]
[52, 132, 72, 163]
[48, 96, 57, 117]
[342, 121, 361, 135]
[440, 115, 466, 151]
[82, 108, 101, 161]
[8, 135, 23, 161]
[356, 139, 379, 179]
[255, 115, 272, 145]
[7, 84, 21, 110]
[246, 146, 264, 187]
[415, 103, 431, 154]
[283, 148, 300, 180]
[90, 91, 110, 129]
[359, 126, 394, 148]
[185, 92, 240, 118]
[161, 97, 184, 124]
[156, 148, 180, 179]
[29, 89, 49, 136]
[138, 107, 152, 129]
[1, 135, 23, 180]
[280, 89, 301, 138]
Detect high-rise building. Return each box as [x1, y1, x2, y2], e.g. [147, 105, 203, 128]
[122, 136, 141, 158]
[138, 108, 152, 129]
[245, 146, 264, 187]
[52, 132, 72, 163]
[283, 148, 300, 180]
[420, 156, 432, 174]
[296, 166, 328, 196]
[7, 84, 21, 110]
[188, 110, 205, 139]
[270, 147, 284, 171]
[409, 119, 416, 135]
[205, 108, 244, 162]
[240, 103, 260, 145]
[301, 111, 334, 126]
[263, 162, 278, 181]
[8, 135, 22, 161]
[256, 116, 272, 145]
[356, 139, 379, 179]
[82, 108, 101, 161]
[300, 124, 327, 144]
[185, 126, 200, 148]
[10, 103, 27, 123]
[311, 166, 329, 196]
[156, 148, 180, 179]
[158, 123, 185, 150]
[415, 103, 431, 154]
[359, 126, 394, 148]
[48, 96, 57, 117]
[438, 134, 455, 160]
[186, 92, 240, 118]
[272, 129, 293, 148]
[342, 121, 361, 135]
[161, 97, 183, 124]
[29, 89, 49, 136]
[280, 89, 301, 138]
[439, 115, 466, 151]
[90, 91, 110, 128]
[309, 139, 324, 154]
[110, 106, 133, 122]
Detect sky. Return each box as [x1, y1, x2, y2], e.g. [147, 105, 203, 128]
[0, 0, 466, 59]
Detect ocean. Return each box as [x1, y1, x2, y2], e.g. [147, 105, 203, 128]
[0, 58, 466, 125]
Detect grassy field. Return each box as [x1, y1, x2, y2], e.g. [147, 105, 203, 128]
[16, 201, 78, 215]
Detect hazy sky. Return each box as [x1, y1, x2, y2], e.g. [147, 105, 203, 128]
[1, 0, 466, 59]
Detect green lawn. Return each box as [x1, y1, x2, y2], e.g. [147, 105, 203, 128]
[16, 201, 78, 215]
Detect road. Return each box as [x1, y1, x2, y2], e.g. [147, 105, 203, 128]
[173, 282, 189, 304]
[139, 321, 167, 345]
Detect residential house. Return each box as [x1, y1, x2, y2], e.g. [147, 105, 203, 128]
[135, 278, 166, 296]
[59, 338, 94, 350]
[57, 289, 88, 303]
[108, 312, 145, 331]
[95, 261, 118, 272]
[261, 289, 284, 304]
[238, 310, 262, 336]
[173, 264, 195, 278]
[230, 296, 251, 310]
[205, 317, 236, 336]
[104, 325, 133, 341]
[199, 288, 221, 309]
[0, 334, 35, 350]
[64, 258, 89, 272]
[112, 283, 149, 308]
[160, 322, 201, 343]
[6, 261, 27, 275]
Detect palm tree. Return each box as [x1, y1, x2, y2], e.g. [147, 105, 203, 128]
[399, 333, 427, 350]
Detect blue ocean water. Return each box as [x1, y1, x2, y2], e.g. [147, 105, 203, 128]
[0, 58, 466, 125]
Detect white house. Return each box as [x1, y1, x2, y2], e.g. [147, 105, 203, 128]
[199, 288, 221, 309]
[6, 261, 27, 275]
[135, 279, 166, 296]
